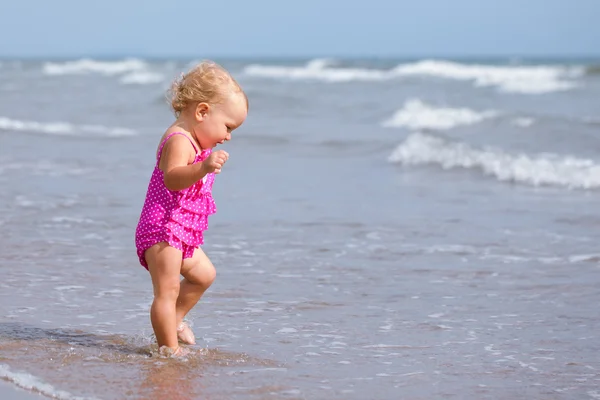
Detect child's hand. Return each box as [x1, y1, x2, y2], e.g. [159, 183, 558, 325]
[201, 150, 229, 175]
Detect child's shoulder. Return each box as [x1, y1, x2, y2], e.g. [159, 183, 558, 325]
[158, 129, 192, 148]
[156, 129, 197, 161]
[160, 127, 187, 143]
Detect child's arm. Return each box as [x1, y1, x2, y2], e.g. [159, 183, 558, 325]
[160, 135, 207, 191]
[160, 135, 228, 191]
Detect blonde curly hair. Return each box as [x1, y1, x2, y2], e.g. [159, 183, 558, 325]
[168, 60, 247, 117]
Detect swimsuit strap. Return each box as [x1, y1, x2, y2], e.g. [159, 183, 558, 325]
[157, 132, 199, 162]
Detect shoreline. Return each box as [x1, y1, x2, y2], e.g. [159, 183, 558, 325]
[0, 380, 47, 399]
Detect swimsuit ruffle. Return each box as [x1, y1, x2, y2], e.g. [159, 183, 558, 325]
[165, 193, 216, 247]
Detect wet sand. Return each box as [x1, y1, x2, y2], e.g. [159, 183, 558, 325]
[0, 381, 46, 399]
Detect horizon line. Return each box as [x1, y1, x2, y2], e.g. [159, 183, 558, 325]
[1, 53, 600, 61]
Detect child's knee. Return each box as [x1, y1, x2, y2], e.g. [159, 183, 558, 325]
[197, 264, 216, 289]
[206, 265, 217, 287]
[189, 263, 216, 290]
[154, 279, 180, 300]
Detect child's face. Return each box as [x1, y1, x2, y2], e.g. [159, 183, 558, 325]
[194, 93, 247, 149]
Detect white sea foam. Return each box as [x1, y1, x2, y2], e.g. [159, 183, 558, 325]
[15, 195, 79, 210]
[0, 116, 136, 137]
[243, 58, 583, 94]
[0, 364, 97, 400]
[42, 58, 165, 85]
[567, 253, 600, 263]
[388, 132, 600, 189]
[43, 58, 148, 76]
[511, 117, 535, 127]
[120, 71, 164, 85]
[51, 216, 98, 225]
[0, 161, 91, 176]
[391, 60, 582, 94]
[244, 58, 391, 82]
[382, 99, 498, 130]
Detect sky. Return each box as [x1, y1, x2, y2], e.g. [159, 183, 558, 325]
[1, 0, 598, 58]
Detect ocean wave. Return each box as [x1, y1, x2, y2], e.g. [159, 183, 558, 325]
[244, 58, 390, 82]
[511, 117, 535, 127]
[392, 60, 583, 94]
[43, 58, 148, 76]
[0, 116, 136, 137]
[382, 99, 498, 130]
[388, 132, 600, 189]
[120, 70, 164, 85]
[243, 58, 584, 94]
[42, 58, 165, 85]
[0, 364, 97, 400]
[0, 160, 91, 177]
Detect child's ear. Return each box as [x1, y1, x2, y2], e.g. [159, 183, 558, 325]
[195, 102, 210, 121]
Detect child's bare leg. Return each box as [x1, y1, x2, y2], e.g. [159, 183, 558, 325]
[146, 242, 182, 350]
[175, 247, 216, 343]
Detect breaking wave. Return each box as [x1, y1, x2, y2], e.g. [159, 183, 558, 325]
[243, 59, 584, 94]
[389, 132, 600, 189]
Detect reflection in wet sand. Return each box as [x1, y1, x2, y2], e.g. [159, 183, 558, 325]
[139, 360, 205, 400]
[0, 323, 285, 399]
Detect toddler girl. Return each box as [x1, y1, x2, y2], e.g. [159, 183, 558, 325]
[135, 60, 248, 355]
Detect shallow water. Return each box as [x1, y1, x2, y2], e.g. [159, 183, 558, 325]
[1, 58, 600, 399]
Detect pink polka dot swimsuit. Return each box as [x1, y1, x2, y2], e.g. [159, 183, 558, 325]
[135, 132, 216, 269]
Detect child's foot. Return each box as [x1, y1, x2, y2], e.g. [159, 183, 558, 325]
[158, 345, 191, 358]
[173, 346, 191, 357]
[177, 321, 196, 345]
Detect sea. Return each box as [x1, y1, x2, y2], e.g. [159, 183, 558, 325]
[0, 57, 599, 399]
